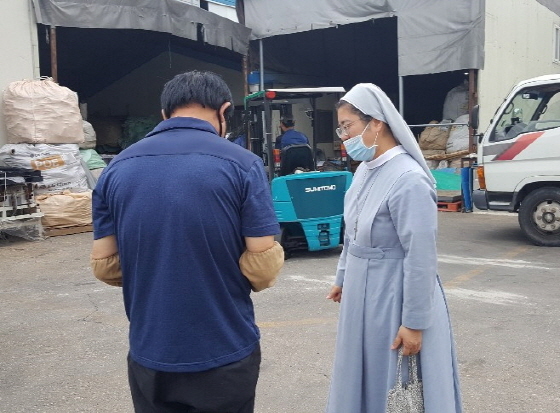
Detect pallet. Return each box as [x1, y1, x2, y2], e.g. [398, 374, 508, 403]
[44, 224, 93, 237]
[437, 193, 462, 204]
[437, 200, 462, 212]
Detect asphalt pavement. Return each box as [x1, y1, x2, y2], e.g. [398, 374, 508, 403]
[1, 210, 559, 412]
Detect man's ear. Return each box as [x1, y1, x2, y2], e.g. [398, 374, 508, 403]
[217, 102, 232, 137]
[218, 101, 232, 123]
[161, 109, 168, 120]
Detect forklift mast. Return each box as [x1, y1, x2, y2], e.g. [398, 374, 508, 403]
[243, 87, 347, 181]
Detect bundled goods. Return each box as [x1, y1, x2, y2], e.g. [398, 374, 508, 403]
[0, 143, 88, 195]
[79, 149, 106, 170]
[2, 78, 84, 144]
[1, 79, 96, 238]
[434, 159, 463, 169]
[446, 114, 470, 153]
[448, 159, 463, 168]
[36, 190, 92, 231]
[81, 120, 97, 149]
[442, 81, 469, 122]
[421, 149, 446, 169]
[79, 148, 106, 181]
[419, 121, 451, 151]
[1, 79, 89, 192]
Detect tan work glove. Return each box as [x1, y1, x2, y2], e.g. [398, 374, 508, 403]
[239, 241, 284, 292]
[90, 252, 123, 287]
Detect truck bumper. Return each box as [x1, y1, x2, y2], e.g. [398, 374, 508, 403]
[473, 189, 488, 210]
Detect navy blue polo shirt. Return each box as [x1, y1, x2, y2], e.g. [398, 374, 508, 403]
[278, 129, 309, 148]
[92, 117, 279, 373]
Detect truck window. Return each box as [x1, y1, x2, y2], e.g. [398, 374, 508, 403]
[537, 90, 560, 127]
[490, 84, 560, 142]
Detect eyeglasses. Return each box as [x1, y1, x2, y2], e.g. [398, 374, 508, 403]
[335, 119, 362, 139]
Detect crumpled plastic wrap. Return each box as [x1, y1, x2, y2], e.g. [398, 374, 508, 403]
[0, 217, 44, 241]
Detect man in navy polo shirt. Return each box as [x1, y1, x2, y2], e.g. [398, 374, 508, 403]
[274, 116, 309, 149]
[90, 71, 284, 413]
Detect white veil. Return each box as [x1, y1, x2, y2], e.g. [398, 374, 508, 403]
[341, 83, 435, 184]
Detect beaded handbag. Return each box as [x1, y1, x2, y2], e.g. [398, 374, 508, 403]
[386, 348, 425, 413]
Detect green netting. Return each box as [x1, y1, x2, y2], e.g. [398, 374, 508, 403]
[430, 169, 462, 191]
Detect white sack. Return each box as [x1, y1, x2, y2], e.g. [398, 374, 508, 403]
[442, 82, 469, 121]
[2, 78, 84, 144]
[446, 114, 470, 153]
[80, 120, 97, 149]
[0, 143, 89, 194]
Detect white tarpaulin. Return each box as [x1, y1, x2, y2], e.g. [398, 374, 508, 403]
[32, 0, 252, 55]
[241, 0, 485, 76]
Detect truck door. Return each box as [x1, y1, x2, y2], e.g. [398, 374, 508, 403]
[483, 83, 560, 195]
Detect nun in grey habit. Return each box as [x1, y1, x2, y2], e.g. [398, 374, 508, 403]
[326, 83, 462, 413]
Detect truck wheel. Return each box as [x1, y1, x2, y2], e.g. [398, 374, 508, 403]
[518, 187, 560, 246]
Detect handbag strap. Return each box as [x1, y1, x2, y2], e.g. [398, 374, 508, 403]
[395, 348, 404, 387]
[395, 347, 421, 385]
[407, 352, 420, 384]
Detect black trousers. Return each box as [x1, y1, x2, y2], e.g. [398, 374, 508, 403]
[127, 345, 261, 413]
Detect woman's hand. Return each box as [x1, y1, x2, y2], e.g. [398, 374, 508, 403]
[326, 286, 342, 303]
[391, 325, 422, 355]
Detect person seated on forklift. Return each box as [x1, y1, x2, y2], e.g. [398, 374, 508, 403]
[274, 116, 309, 149]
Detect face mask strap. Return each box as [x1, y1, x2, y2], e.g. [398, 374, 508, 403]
[361, 122, 378, 149]
[360, 122, 370, 137]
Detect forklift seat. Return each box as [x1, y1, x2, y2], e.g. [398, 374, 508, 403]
[279, 144, 315, 176]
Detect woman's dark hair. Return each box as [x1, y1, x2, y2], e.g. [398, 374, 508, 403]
[335, 100, 373, 123]
[336, 100, 394, 135]
[161, 71, 233, 118]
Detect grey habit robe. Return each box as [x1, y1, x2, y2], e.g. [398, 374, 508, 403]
[326, 146, 462, 413]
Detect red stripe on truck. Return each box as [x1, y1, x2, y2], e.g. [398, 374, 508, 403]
[494, 131, 544, 161]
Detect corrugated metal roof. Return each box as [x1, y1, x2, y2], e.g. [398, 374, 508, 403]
[208, 0, 235, 6]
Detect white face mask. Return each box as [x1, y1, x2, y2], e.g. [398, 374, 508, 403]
[343, 123, 377, 161]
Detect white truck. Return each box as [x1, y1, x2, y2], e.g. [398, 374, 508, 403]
[473, 74, 560, 246]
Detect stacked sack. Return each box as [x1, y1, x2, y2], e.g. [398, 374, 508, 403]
[79, 114, 106, 181]
[420, 81, 471, 169]
[419, 120, 452, 169]
[445, 114, 470, 168]
[442, 82, 470, 168]
[0, 78, 93, 232]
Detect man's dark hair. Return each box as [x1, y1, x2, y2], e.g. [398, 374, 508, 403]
[161, 71, 233, 119]
[280, 116, 295, 128]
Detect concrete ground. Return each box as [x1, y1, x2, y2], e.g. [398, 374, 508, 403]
[1, 210, 559, 412]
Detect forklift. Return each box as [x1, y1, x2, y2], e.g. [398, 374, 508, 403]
[244, 87, 353, 252]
